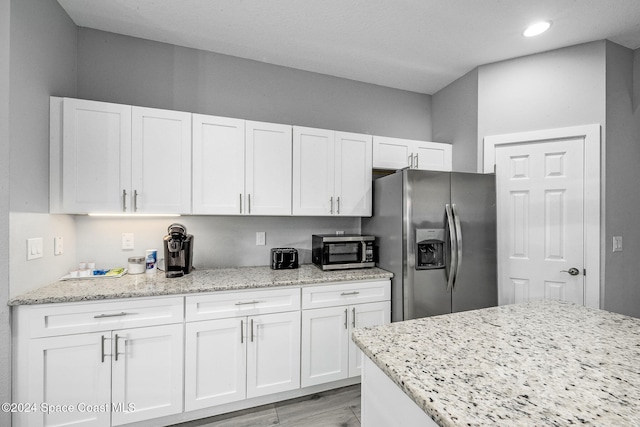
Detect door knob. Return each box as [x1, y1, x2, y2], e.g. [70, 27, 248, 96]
[561, 267, 580, 276]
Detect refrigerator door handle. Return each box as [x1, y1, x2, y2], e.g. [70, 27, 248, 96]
[451, 203, 463, 288]
[445, 204, 458, 292]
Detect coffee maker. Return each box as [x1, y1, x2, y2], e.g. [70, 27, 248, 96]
[163, 223, 194, 278]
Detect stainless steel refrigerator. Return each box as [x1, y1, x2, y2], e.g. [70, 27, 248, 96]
[362, 169, 497, 321]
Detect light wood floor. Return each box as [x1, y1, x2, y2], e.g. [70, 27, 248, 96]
[173, 385, 361, 427]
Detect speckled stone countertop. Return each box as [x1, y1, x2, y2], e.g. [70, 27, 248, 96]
[352, 300, 640, 426]
[9, 264, 392, 306]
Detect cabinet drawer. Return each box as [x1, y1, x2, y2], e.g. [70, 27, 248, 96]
[25, 297, 184, 338]
[186, 287, 301, 321]
[302, 280, 390, 309]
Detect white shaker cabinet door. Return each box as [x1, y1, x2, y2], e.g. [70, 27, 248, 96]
[245, 121, 292, 215]
[55, 98, 132, 214]
[335, 132, 372, 216]
[27, 333, 111, 427]
[246, 311, 301, 398]
[301, 306, 350, 387]
[111, 324, 184, 426]
[131, 106, 192, 213]
[348, 301, 390, 377]
[372, 135, 412, 170]
[414, 141, 452, 171]
[292, 126, 335, 215]
[184, 318, 247, 410]
[192, 114, 245, 214]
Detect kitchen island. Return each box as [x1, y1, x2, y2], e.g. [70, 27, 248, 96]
[352, 300, 640, 426]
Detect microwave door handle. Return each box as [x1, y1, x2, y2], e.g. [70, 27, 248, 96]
[445, 204, 457, 292]
[361, 241, 367, 263]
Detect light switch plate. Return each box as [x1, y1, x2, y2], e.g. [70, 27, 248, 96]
[256, 231, 266, 246]
[54, 236, 64, 255]
[27, 238, 43, 260]
[613, 235, 623, 252]
[122, 233, 135, 250]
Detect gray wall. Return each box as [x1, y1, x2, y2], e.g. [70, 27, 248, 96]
[1, 0, 10, 421]
[432, 68, 478, 172]
[602, 41, 640, 317]
[8, 0, 78, 296]
[77, 28, 432, 140]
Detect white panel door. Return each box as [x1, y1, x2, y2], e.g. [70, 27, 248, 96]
[496, 138, 585, 306]
[61, 98, 131, 213]
[184, 318, 247, 410]
[192, 115, 245, 214]
[292, 126, 334, 215]
[372, 136, 411, 169]
[335, 132, 372, 216]
[246, 311, 301, 398]
[301, 306, 349, 387]
[245, 121, 292, 215]
[348, 301, 390, 377]
[131, 107, 192, 213]
[27, 333, 111, 427]
[414, 141, 452, 171]
[111, 324, 184, 426]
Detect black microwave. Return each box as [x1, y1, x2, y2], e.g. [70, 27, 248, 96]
[312, 234, 376, 270]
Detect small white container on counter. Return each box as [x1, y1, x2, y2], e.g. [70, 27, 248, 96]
[128, 256, 146, 275]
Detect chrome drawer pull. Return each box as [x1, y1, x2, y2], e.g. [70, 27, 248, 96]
[235, 300, 263, 306]
[94, 312, 129, 319]
[340, 291, 360, 296]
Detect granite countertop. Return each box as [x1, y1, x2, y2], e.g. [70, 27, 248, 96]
[9, 264, 393, 306]
[352, 300, 640, 426]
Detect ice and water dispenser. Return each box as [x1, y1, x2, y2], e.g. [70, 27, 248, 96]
[415, 229, 445, 270]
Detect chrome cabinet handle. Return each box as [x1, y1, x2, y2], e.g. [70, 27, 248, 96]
[240, 319, 244, 344]
[408, 153, 414, 168]
[561, 268, 580, 276]
[344, 308, 348, 330]
[122, 189, 127, 212]
[235, 300, 263, 305]
[330, 197, 334, 214]
[94, 312, 129, 319]
[114, 334, 124, 361]
[133, 190, 139, 212]
[100, 335, 110, 363]
[415, 153, 419, 169]
[352, 307, 356, 328]
[336, 196, 340, 215]
[250, 319, 254, 342]
[248, 194, 251, 214]
[341, 291, 360, 296]
[240, 193, 243, 214]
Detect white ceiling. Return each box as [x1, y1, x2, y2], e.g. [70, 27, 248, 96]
[57, 0, 640, 94]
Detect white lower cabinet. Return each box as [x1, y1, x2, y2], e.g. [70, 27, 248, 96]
[184, 288, 301, 412]
[301, 282, 391, 388]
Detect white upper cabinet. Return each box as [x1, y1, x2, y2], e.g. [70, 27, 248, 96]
[245, 121, 293, 215]
[131, 107, 192, 214]
[293, 126, 372, 216]
[51, 97, 132, 214]
[372, 136, 452, 171]
[192, 117, 292, 215]
[50, 98, 192, 214]
[192, 115, 245, 214]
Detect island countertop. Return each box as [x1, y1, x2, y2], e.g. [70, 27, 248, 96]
[8, 264, 392, 306]
[352, 300, 640, 426]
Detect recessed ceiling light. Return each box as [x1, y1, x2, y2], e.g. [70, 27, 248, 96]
[523, 21, 552, 37]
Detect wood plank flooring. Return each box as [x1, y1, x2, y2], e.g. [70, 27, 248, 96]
[172, 385, 361, 427]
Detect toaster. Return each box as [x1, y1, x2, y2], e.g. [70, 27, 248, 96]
[270, 248, 299, 270]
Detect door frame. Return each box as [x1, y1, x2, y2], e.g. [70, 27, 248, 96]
[482, 124, 601, 309]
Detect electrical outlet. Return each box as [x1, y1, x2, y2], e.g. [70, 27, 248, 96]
[27, 238, 43, 260]
[54, 236, 64, 255]
[613, 236, 623, 252]
[256, 231, 266, 246]
[122, 233, 135, 250]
